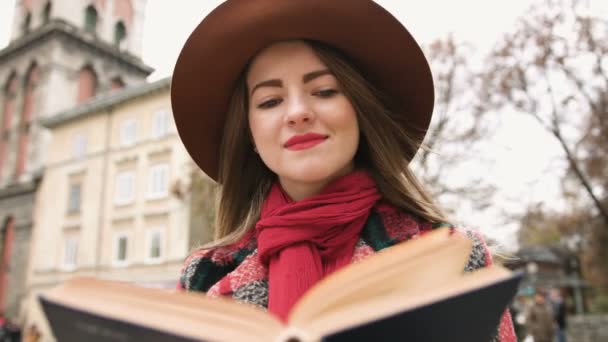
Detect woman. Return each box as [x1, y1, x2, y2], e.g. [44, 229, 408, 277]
[171, 0, 515, 340]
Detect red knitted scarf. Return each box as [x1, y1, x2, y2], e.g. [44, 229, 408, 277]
[255, 171, 381, 321]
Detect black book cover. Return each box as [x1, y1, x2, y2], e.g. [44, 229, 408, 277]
[40, 297, 198, 342]
[323, 272, 523, 342]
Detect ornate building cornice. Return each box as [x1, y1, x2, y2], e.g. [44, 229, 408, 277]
[42, 77, 171, 128]
[0, 19, 153, 75]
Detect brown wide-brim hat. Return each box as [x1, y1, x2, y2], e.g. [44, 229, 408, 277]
[171, 0, 434, 182]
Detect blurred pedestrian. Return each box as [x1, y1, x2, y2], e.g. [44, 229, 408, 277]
[527, 290, 555, 342]
[0, 317, 5, 342]
[549, 288, 567, 342]
[0, 317, 21, 342]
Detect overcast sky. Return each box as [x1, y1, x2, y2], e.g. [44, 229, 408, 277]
[0, 0, 588, 248]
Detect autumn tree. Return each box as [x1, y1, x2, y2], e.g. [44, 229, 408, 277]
[479, 0, 608, 291]
[517, 203, 590, 248]
[412, 36, 497, 220]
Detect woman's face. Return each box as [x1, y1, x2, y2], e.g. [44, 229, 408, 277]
[246, 41, 359, 200]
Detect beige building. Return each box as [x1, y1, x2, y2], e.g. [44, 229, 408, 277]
[21, 78, 207, 339]
[0, 0, 151, 323]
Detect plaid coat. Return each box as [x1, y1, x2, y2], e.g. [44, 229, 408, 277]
[179, 201, 516, 342]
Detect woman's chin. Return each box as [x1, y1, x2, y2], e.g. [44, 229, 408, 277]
[284, 172, 334, 184]
[279, 164, 353, 185]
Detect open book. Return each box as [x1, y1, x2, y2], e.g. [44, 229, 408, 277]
[39, 228, 522, 342]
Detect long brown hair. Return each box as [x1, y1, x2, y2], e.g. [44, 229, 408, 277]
[205, 40, 448, 248]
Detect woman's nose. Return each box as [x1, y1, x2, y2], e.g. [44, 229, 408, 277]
[285, 96, 314, 127]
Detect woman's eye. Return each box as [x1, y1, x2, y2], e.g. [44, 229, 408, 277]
[315, 89, 339, 98]
[257, 98, 282, 109]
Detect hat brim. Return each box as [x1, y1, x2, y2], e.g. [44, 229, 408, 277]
[171, 0, 434, 181]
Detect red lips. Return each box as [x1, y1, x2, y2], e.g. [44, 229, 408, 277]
[284, 133, 328, 150]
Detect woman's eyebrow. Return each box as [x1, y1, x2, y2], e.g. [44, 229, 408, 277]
[250, 69, 333, 97]
[303, 69, 332, 83]
[250, 79, 282, 97]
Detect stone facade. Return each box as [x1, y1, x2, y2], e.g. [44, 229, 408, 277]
[0, 20, 153, 184]
[0, 179, 38, 320]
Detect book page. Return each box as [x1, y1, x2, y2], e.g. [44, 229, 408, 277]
[289, 228, 471, 324]
[43, 277, 283, 342]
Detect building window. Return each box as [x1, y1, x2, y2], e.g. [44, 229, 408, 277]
[120, 119, 137, 146]
[0, 74, 18, 180]
[152, 110, 169, 138]
[114, 21, 127, 47]
[73, 133, 87, 159]
[77, 65, 98, 103]
[114, 171, 135, 205]
[145, 228, 163, 263]
[113, 234, 129, 266]
[84, 5, 98, 34]
[67, 183, 81, 213]
[43, 2, 52, 24]
[147, 164, 168, 199]
[110, 77, 125, 91]
[62, 236, 78, 271]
